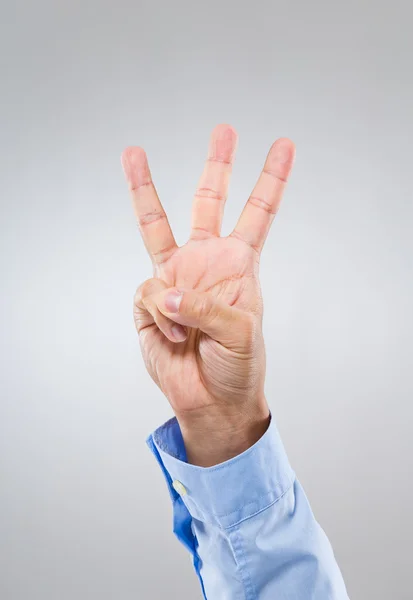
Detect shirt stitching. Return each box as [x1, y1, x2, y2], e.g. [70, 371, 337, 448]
[228, 526, 257, 600]
[224, 481, 294, 530]
[183, 473, 295, 522]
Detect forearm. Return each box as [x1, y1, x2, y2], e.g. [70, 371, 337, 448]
[148, 415, 349, 599]
[194, 480, 348, 599]
[176, 400, 270, 467]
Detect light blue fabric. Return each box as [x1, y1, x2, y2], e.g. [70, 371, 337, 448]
[147, 416, 349, 599]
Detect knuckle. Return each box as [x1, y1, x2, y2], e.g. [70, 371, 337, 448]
[133, 278, 162, 307]
[133, 286, 144, 308]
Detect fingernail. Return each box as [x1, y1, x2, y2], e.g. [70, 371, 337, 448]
[171, 324, 187, 341]
[165, 289, 183, 313]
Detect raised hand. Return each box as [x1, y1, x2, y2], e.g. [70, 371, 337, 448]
[121, 125, 295, 466]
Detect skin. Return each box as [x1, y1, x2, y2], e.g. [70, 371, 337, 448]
[121, 125, 295, 467]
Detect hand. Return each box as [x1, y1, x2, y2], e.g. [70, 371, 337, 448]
[121, 125, 295, 466]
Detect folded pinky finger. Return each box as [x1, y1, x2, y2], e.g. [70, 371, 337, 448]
[133, 278, 188, 343]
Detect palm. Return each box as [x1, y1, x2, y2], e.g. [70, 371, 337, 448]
[160, 236, 259, 311]
[122, 125, 294, 413]
[143, 236, 261, 411]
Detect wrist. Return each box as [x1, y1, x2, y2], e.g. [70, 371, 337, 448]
[176, 399, 271, 467]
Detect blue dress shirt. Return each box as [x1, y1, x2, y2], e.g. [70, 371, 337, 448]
[147, 416, 349, 599]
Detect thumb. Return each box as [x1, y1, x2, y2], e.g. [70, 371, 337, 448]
[154, 287, 256, 350]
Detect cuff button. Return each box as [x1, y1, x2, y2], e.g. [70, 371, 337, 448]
[172, 480, 187, 496]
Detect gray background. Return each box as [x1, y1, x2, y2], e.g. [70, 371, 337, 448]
[1, 0, 412, 598]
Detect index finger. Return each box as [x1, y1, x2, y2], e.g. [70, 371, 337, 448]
[230, 138, 295, 254]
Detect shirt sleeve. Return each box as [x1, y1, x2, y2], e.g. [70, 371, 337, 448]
[146, 415, 349, 600]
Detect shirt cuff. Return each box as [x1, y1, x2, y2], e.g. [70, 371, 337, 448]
[147, 415, 295, 529]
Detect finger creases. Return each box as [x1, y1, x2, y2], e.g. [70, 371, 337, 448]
[190, 124, 238, 239]
[231, 138, 295, 254]
[121, 146, 177, 265]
